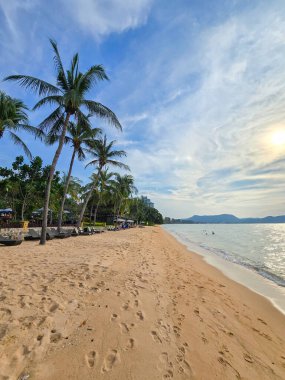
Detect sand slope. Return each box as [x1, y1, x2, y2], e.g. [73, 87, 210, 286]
[0, 226, 284, 379]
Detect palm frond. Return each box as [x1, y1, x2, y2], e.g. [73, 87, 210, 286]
[49, 38, 68, 90]
[8, 131, 32, 159]
[38, 107, 64, 131]
[18, 124, 45, 140]
[78, 65, 108, 93]
[108, 150, 127, 158]
[83, 100, 122, 130]
[85, 159, 99, 168]
[77, 147, 86, 161]
[33, 95, 63, 110]
[4, 75, 60, 96]
[108, 160, 130, 171]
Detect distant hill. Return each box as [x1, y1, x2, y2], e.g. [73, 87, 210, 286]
[180, 214, 285, 224]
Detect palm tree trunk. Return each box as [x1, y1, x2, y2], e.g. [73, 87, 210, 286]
[21, 200, 26, 221]
[77, 181, 98, 228]
[116, 198, 123, 224]
[89, 198, 94, 223]
[77, 169, 101, 227]
[93, 193, 102, 224]
[40, 113, 70, 245]
[57, 148, 76, 232]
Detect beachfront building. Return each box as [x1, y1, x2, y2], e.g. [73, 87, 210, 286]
[141, 196, 154, 208]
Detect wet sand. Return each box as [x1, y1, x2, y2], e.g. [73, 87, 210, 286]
[0, 226, 284, 379]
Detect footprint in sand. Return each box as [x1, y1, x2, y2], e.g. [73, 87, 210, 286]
[102, 349, 120, 372]
[177, 360, 192, 376]
[257, 318, 267, 325]
[173, 326, 181, 338]
[0, 324, 8, 340]
[0, 308, 12, 322]
[50, 331, 62, 343]
[110, 313, 118, 322]
[201, 332, 208, 344]
[124, 338, 135, 350]
[85, 350, 97, 368]
[120, 322, 135, 334]
[243, 353, 253, 363]
[158, 352, 174, 378]
[49, 302, 60, 313]
[121, 301, 130, 311]
[151, 330, 162, 343]
[136, 311, 144, 321]
[130, 289, 139, 297]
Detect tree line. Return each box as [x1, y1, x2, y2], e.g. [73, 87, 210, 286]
[0, 40, 163, 243]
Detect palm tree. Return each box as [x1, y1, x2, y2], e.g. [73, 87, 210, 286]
[112, 174, 137, 221]
[77, 135, 129, 227]
[92, 168, 116, 224]
[47, 120, 101, 231]
[4, 39, 122, 244]
[0, 91, 42, 158]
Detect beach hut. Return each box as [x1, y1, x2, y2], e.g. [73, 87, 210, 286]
[113, 217, 125, 228]
[32, 208, 53, 224]
[127, 219, 135, 227]
[0, 208, 13, 220]
[0, 209, 14, 227]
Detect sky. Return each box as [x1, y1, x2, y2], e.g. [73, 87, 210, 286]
[1, 0, 285, 218]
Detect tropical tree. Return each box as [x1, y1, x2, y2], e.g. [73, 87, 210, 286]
[4, 39, 122, 244]
[77, 135, 129, 227]
[47, 120, 101, 230]
[0, 155, 62, 221]
[59, 175, 83, 223]
[92, 168, 116, 223]
[0, 91, 42, 158]
[128, 197, 163, 224]
[112, 174, 137, 221]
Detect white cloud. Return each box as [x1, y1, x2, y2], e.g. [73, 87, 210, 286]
[110, 3, 285, 217]
[62, 0, 153, 39]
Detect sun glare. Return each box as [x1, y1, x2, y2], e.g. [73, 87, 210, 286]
[271, 130, 285, 146]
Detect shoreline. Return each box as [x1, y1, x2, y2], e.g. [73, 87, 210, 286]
[163, 225, 285, 316]
[0, 226, 285, 379]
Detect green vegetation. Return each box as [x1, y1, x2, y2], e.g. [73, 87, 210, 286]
[4, 39, 121, 244]
[0, 40, 163, 238]
[0, 155, 163, 226]
[0, 91, 43, 158]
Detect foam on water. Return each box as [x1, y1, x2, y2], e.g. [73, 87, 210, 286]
[163, 224, 285, 314]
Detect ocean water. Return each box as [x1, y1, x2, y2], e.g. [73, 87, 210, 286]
[163, 224, 285, 313]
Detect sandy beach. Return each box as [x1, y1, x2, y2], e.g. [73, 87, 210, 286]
[0, 226, 285, 380]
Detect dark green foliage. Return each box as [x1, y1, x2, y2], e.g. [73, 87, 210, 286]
[0, 156, 62, 220]
[128, 198, 163, 224]
[0, 91, 43, 158]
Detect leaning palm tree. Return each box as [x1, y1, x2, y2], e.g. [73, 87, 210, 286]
[77, 135, 129, 227]
[0, 91, 42, 158]
[47, 120, 101, 231]
[4, 39, 122, 244]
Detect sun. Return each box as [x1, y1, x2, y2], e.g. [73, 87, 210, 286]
[271, 130, 285, 146]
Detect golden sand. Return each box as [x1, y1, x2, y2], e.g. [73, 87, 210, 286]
[0, 226, 284, 379]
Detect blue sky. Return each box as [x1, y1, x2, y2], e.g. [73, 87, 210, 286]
[1, 0, 285, 218]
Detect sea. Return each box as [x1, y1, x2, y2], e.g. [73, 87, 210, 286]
[163, 224, 285, 314]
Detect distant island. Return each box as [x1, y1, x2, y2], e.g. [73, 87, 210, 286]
[164, 214, 285, 224]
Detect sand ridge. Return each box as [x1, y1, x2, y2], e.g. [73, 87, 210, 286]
[0, 226, 284, 379]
